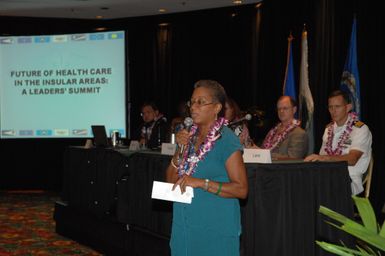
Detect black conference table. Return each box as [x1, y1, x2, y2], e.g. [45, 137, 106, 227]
[57, 147, 354, 256]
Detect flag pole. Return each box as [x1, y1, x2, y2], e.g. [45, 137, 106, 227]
[283, 32, 294, 95]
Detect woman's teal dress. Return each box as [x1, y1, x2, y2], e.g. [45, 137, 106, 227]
[170, 127, 243, 256]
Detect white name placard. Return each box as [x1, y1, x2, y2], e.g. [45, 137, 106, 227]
[129, 140, 140, 151]
[243, 148, 272, 163]
[161, 143, 177, 155]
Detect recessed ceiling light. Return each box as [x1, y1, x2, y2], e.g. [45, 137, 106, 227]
[95, 27, 107, 31]
[233, 0, 242, 4]
[158, 23, 170, 27]
[96, 15, 103, 19]
[159, 8, 167, 13]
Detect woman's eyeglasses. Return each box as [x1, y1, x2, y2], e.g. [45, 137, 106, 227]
[187, 99, 215, 108]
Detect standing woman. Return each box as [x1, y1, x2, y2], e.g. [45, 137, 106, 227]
[166, 80, 248, 256]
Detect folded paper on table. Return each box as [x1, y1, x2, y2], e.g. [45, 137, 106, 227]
[151, 181, 194, 204]
[161, 143, 177, 155]
[129, 140, 140, 151]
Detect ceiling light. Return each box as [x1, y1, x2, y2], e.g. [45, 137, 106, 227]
[158, 23, 170, 27]
[233, 0, 242, 4]
[159, 8, 167, 13]
[255, 2, 262, 8]
[96, 15, 103, 19]
[94, 27, 107, 31]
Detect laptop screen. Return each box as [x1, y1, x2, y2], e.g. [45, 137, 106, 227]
[91, 125, 109, 147]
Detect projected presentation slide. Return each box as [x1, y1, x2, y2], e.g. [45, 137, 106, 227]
[0, 31, 126, 138]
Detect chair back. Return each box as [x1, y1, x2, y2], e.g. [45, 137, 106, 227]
[363, 154, 374, 198]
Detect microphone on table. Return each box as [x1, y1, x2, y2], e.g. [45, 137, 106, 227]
[178, 117, 193, 157]
[228, 113, 252, 126]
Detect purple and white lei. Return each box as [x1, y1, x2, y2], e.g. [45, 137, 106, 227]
[325, 112, 357, 156]
[262, 119, 301, 150]
[177, 117, 228, 177]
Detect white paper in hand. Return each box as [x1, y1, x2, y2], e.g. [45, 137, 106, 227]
[151, 181, 194, 204]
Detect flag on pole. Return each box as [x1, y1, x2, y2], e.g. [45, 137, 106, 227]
[283, 33, 296, 100]
[340, 18, 361, 118]
[298, 28, 315, 154]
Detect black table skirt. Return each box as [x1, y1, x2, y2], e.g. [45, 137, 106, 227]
[61, 147, 354, 256]
[241, 162, 354, 256]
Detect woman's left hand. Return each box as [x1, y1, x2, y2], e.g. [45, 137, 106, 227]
[172, 175, 201, 194]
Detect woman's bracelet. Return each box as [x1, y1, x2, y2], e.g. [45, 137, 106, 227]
[215, 182, 223, 195]
[170, 158, 178, 169]
[204, 179, 210, 191]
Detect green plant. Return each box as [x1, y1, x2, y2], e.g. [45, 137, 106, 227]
[316, 196, 385, 256]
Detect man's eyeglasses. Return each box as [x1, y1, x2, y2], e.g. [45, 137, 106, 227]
[187, 99, 215, 108]
[328, 105, 346, 111]
[277, 107, 293, 112]
[140, 111, 155, 116]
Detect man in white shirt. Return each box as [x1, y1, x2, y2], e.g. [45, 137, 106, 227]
[305, 90, 372, 195]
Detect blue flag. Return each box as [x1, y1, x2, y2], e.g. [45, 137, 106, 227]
[340, 18, 361, 118]
[283, 34, 296, 100]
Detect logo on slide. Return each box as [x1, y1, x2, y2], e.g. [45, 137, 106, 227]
[1, 130, 16, 136]
[18, 37, 32, 44]
[36, 130, 53, 136]
[71, 34, 86, 41]
[0, 38, 13, 44]
[72, 129, 88, 136]
[108, 33, 124, 39]
[54, 129, 69, 136]
[19, 130, 34, 136]
[52, 35, 68, 43]
[90, 34, 105, 40]
[34, 36, 50, 43]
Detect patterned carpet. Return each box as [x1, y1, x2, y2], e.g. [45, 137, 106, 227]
[0, 191, 102, 256]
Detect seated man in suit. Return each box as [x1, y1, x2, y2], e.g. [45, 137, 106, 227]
[305, 90, 372, 195]
[260, 96, 308, 159]
[138, 102, 169, 149]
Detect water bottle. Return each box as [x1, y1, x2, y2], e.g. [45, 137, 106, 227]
[171, 133, 175, 144]
[111, 130, 120, 147]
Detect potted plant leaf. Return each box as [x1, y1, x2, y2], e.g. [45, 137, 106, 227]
[316, 196, 385, 255]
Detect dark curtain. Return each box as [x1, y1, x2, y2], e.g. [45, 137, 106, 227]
[115, 6, 264, 127]
[120, 1, 385, 215]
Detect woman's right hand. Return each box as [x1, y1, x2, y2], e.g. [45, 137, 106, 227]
[175, 129, 190, 146]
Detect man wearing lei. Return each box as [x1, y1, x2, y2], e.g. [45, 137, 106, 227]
[166, 80, 248, 256]
[259, 96, 308, 159]
[305, 90, 372, 195]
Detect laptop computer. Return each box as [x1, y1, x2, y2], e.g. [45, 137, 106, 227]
[91, 125, 109, 147]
